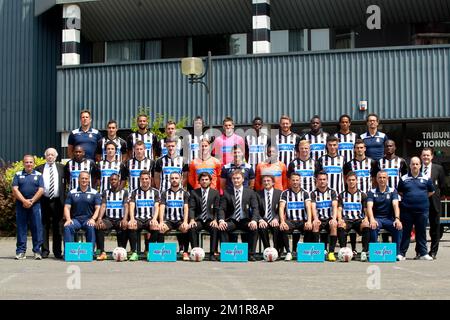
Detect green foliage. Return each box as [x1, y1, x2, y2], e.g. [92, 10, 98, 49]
[0, 168, 16, 236]
[130, 106, 189, 140]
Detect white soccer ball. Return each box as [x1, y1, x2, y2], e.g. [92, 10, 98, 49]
[112, 247, 127, 262]
[338, 247, 353, 262]
[263, 247, 278, 262]
[190, 247, 205, 262]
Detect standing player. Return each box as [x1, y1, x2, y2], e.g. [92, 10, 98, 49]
[316, 136, 345, 195]
[288, 140, 316, 193]
[301, 115, 329, 161]
[96, 120, 127, 163]
[68, 110, 102, 161]
[212, 117, 245, 166]
[159, 172, 191, 261]
[127, 114, 157, 160]
[254, 145, 288, 191]
[334, 114, 358, 163]
[337, 172, 370, 261]
[154, 138, 189, 194]
[95, 174, 129, 261]
[156, 120, 183, 158]
[310, 171, 339, 262]
[245, 117, 269, 172]
[360, 113, 388, 162]
[343, 139, 377, 194]
[275, 115, 301, 167]
[188, 138, 222, 191]
[377, 140, 408, 189]
[186, 116, 208, 163]
[64, 145, 98, 191]
[97, 141, 127, 193]
[279, 173, 313, 261]
[128, 171, 161, 261]
[126, 141, 154, 193]
[12, 155, 44, 260]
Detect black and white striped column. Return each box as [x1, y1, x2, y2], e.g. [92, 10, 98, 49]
[62, 4, 81, 65]
[252, 0, 271, 54]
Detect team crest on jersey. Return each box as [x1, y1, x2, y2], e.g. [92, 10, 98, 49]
[420, 179, 424, 183]
[386, 194, 390, 199]
[34, 176, 38, 181]
[87, 195, 91, 199]
[376, 138, 380, 143]
[89, 134, 93, 138]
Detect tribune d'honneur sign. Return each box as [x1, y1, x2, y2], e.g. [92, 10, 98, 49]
[297, 243, 325, 262]
[369, 243, 396, 262]
[220, 243, 248, 262]
[64, 242, 93, 262]
[148, 243, 177, 262]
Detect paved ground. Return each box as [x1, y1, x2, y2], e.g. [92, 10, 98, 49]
[1, 235, 450, 300]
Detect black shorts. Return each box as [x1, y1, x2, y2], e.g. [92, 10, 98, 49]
[136, 218, 153, 231]
[102, 217, 122, 230]
[341, 219, 364, 235]
[285, 220, 305, 233]
[319, 219, 331, 233]
[164, 220, 183, 231]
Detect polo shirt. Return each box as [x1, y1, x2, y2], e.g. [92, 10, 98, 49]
[12, 170, 44, 204]
[397, 173, 435, 212]
[360, 131, 388, 161]
[367, 187, 399, 219]
[68, 127, 102, 161]
[65, 187, 101, 219]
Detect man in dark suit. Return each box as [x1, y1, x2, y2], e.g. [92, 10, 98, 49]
[36, 148, 66, 259]
[218, 169, 260, 261]
[257, 175, 282, 251]
[419, 148, 446, 259]
[188, 172, 221, 261]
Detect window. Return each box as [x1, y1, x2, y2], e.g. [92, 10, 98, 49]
[106, 41, 141, 62]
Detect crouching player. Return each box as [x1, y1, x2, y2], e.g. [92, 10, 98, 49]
[310, 171, 338, 261]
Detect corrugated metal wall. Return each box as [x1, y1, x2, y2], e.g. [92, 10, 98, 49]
[57, 45, 450, 132]
[0, 0, 59, 162]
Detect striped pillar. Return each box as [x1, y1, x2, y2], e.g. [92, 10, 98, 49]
[252, 0, 271, 54]
[62, 4, 81, 65]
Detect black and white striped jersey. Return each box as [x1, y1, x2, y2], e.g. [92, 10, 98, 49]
[187, 134, 207, 163]
[377, 156, 408, 189]
[160, 188, 189, 221]
[126, 157, 154, 192]
[316, 155, 345, 194]
[158, 137, 183, 158]
[275, 132, 301, 167]
[343, 157, 377, 194]
[102, 188, 128, 219]
[64, 159, 97, 190]
[97, 137, 127, 162]
[130, 187, 160, 220]
[310, 188, 337, 220]
[334, 131, 358, 163]
[280, 189, 310, 221]
[127, 131, 156, 160]
[154, 155, 188, 193]
[338, 190, 367, 220]
[287, 158, 316, 193]
[245, 133, 269, 172]
[301, 131, 329, 161]
[97, 160, 127, 193]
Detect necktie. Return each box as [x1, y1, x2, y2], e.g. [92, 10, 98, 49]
[234, 189, 241, 221]
[201, 189, 208, 222]
[48, 164, 55, 199]
[424, 166, 428, 176]
[267, 191, 273, 222]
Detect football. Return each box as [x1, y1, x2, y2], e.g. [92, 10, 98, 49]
[190, 247, 205, 262]
[263, 247, 278, 262]
[338, 247, 353, 262]
[112, 247, 127, 262]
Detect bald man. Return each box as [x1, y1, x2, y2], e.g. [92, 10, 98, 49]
[36, 148, 66, 259]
